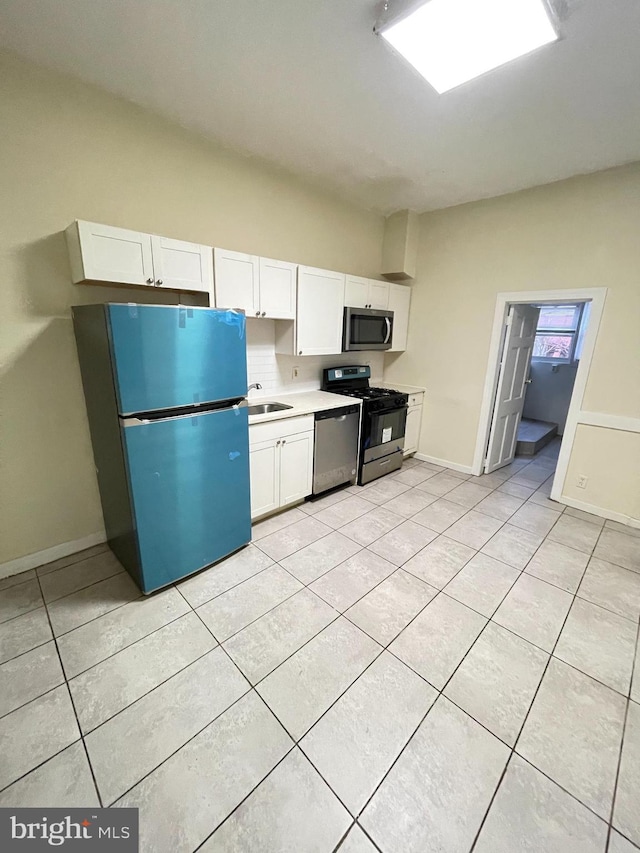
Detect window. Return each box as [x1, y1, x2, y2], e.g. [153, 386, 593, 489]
[532, 304, 585, 363]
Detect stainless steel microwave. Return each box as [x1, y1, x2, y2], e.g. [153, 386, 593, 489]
[343, 307, 394, 351]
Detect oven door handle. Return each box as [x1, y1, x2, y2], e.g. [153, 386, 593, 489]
[384, 316, 392, 344]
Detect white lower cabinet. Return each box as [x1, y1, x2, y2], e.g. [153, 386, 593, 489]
[249, 416, 314, 519]
[249, 439, 280, 518]
[403, 392, 424, 455]
[279, 432, 315, 506]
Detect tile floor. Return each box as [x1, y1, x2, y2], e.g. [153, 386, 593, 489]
[1, 439, 639, 852]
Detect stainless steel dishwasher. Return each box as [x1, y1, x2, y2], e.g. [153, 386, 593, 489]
[312, 404, 360, 496]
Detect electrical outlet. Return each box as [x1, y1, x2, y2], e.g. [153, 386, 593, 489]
[576, 475, 588, 489]
[292, 366, 300, 379]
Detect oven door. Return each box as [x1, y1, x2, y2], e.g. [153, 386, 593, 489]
[362, 405, 407, 463]
[343, 308, 394, 351]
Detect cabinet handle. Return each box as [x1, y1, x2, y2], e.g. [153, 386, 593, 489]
[146, 278, 153, 284]
[299, 350, 302, 355]
[261, 311, 266, 317]
[156, 279, 163, 286]
[255, 311, 260, 316]
[276, 440, 281, 446]
[282, 439, 286, 445]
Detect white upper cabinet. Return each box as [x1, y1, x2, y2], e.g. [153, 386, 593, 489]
[344, 275, 369, 309]
[214, 252, 296, 319]
[296, 266, 345, 356]
[369, 280, 390, 310]
[151, 236, 212, 292]
[258, 257, 297, 319]
[213, 249, 259, 315]
[66, 220, 213, 293]
[388, 283, 411, 352]
[344, 275, 389, 310]
[66, 221, 155, 287]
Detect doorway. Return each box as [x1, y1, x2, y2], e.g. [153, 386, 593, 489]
[518, 302, 590, 456]
[472, 288, 607, 503]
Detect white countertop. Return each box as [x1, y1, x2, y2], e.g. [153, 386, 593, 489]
[377, 382, 427, 395]
[247, 390, 361, 425]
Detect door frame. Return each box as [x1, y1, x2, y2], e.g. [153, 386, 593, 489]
[472, 287, 608, 502]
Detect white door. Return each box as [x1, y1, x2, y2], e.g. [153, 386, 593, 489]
[77, 221, 154, 286]
[404, 406, 422, 455]
[387, 283, 411, 352]
[214, 249, 259, 315]
[368, 280, 390, 310]
[151, 236, 213, 292]
[296, 267, 345, 356]
[249, 439, 279, 519]
[259, 257, 297, 319]
[345, 275, 369, 308]
[279, 432, 314, 505]
[485, 304, 540, 473]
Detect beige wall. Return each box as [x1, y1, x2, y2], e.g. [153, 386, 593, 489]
[0, 52, 384, 565]
[385, 163, 640, 521]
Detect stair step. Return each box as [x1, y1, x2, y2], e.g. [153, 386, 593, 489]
[516, 419, 558, 456]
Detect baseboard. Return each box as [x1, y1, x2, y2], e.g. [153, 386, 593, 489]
[414, 453, 474, 475]
[559, 495, 640, 529]
[0, 531, 107, 581]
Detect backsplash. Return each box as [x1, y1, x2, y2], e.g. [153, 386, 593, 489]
[246, 319, 384, 395]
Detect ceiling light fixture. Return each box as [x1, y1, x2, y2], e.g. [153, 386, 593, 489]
[378, 0, 559, 94]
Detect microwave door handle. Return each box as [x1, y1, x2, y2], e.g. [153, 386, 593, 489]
[384, 316, 392, 344]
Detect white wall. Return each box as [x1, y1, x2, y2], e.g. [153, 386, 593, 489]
[0, 51, 384, 567]
[246, 320, 384, 395]
[384, 162, 640, 522]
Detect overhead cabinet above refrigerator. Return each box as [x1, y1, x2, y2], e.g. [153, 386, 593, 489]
[213, 248, 297, 319]
[66, 220, 213, 293]
[73, 303, 251, 594]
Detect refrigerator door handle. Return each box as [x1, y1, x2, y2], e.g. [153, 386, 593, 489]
[122, 401, 247, 427]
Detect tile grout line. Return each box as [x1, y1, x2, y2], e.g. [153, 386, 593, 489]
[4, 449, 634, 846]
[303, 506, 553, 830]
[604, 616, 640, 851]
[32, 569, 104, 809]
[177, 583, 387, 851]
[468, 518, 613, 851]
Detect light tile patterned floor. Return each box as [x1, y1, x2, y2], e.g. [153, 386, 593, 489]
[1, 440, 639, 852]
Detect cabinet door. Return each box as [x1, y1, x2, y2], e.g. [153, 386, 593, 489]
[151, 236, 213, 292]
[249, 438, 279, 519]
[259, 257, 297, 319]
[404, 406, 422, 455]
[388, 283, 411, 352]
[76, 221, 154, 286]
[368, 280, 390, 310]
[296, 267, 345, 356]
[345, 275, 369, 308]
[214, 249, 259, 315]
[279, 431, 314, 506]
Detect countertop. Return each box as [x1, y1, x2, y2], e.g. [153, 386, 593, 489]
[247, 390, 361, 425]
[376, 382, 427, 395]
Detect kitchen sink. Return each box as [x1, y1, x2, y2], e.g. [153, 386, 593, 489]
[247, 402, 294, 415]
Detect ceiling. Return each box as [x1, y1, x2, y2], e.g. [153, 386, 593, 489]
[1, 0, 640, 213]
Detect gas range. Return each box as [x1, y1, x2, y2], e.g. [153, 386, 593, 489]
[320, 366, 408, 411]
[321, 365, 409, 485]
[339, 386, 409, 414]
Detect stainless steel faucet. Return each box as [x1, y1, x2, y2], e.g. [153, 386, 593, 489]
[247, 383, 262, 393]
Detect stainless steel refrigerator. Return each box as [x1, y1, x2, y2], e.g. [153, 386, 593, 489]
[73, 303, 251, 593]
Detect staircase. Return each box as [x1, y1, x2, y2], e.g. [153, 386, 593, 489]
[516, 418, 558, 456]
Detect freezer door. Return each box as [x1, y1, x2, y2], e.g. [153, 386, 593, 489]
[122, 405, 250, 592]
[107, 304, 247, 414]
